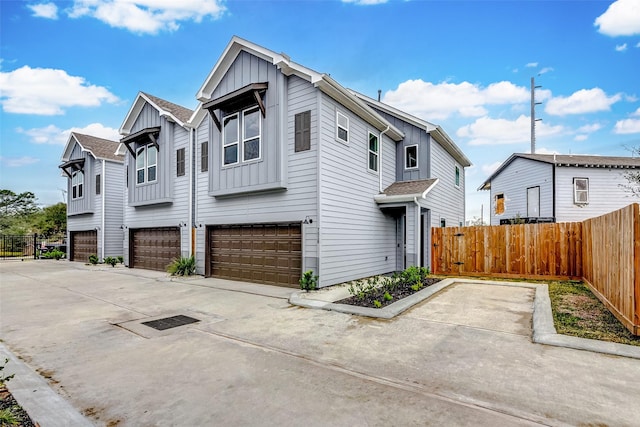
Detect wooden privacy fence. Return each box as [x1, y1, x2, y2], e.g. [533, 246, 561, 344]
[432, 203, 640, 335]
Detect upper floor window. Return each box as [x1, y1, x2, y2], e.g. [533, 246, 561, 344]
[177, 148, 185, 177]
[295, 110, 311, 152]
[223, 106, 261, 166]
[494, 193, 505, 215]
[136, 145, 157, 184]
[95, 174, 101, 195]
[336, 111, 349, 144]
[574, 178, 589, 204]
[201, 141, 209, 172]
[368, 132, 379, 172]
[455, 165, 460, 187]
[405, 145, 418, 169]
[72, 171, 84, 199]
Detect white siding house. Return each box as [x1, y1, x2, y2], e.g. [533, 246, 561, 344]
[59, 133, 124, 262]
[479, 153, 640, 225]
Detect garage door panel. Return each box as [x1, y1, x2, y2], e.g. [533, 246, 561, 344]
[131, 227, 180, 272]
[208, 223, 302, 288]
[71, 230, 97, 262]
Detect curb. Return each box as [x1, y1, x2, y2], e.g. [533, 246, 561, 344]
[0, 343, 94, 427]
[290, 278, 640, 360]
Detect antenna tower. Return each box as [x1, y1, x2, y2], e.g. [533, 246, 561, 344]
[530, 77, 542, 154]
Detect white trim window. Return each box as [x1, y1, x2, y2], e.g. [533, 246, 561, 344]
[136, 145, 157, 184]
[368, 132, 379, 172]
[336, 111, 349, 144]
[223, 113, 239, 165]
[455, 165, 460, 187]
[71, 170, 84, 199]
[405, 145, 418, 169]
[242, 107, 261, 162]
[574, 177, 589, 204]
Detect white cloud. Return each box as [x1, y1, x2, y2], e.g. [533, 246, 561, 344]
[457, 114, 564, 146]
[526, 62, 538, 68]
[594, 0, 640, 36]
[539, 67, 554, 75]
[383, 79, 536, 121]
[0, 66, 119, 115]
[18, 123, 120, 145]
[615, 118, 640, 134]
[68, 0, 226, 34]
[576, 123, 603, 133]
[0, 156, 40, 167]
[28, 2, 59, 19]
[545, 88, 621, 116]
[534, 147, 560, 155]
[616, 43, 628, 51]
[481, 161, 502, 176]
[574, 134, 588, 142]
[632, 107, 640, 117]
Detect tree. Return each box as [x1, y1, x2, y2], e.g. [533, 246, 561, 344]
[621, 147, 640, 196]
[0, 190, 39, 234]
[33, 203, 67, 238]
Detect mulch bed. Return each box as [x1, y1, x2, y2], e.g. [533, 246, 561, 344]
[0, 386, 37, 427]
[337, 277, 441, 309]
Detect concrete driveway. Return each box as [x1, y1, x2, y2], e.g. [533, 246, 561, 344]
[1, 260, 639, 426]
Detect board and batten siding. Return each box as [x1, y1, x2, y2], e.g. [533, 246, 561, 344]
[123, 105, 191, 265]
[488, 157, 553, 225]
[555, 166, 634, 222]
[318, 93, 396, 286]
[209, 51, 284, 196]
[103, 160, 124, 258]
[67, 144, 95, 216]
[194, 73, 319, 275]
[423, 137, 466, 228]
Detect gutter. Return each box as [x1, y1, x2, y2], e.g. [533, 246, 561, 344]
[101, 159, 106, 260]
[188, 127, 195, 257]
[414, 197, 421, 267]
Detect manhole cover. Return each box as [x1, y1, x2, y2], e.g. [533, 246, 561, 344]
[141, 315, 200, 331]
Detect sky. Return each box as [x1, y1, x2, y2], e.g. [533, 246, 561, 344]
[1, 0, 639, 223]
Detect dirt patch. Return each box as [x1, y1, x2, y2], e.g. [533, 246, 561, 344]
[337, 278, 441, 308]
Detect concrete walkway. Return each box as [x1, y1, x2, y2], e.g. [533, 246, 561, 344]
[1, 260, 639, 426]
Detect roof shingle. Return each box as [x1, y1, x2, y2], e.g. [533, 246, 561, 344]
[141, 92, 193, 124]
[72, 133, 123, 162]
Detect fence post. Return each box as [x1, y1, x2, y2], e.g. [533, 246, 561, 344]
[33, 233, 37, 260]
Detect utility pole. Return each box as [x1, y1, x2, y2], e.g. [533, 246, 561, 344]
[530, 77, 542, 154]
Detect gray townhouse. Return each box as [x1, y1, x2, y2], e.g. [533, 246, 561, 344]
[59, 132, 124, 262]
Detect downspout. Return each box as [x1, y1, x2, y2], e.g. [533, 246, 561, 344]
[413, 196, 421, 267]
[188, 127, 195, 257]
[101, 159, 106, 260]
[379, 125, 390, 193]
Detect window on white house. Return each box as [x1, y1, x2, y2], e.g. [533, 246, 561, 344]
[201, 141, 209, 172]
[455, 165, 460, 187]
[294, 110, 311, 152]
[72, 170, 84, 199]
[368, 132, 378, 172]
[574, 178, 589, 204]
[243, 107, 261, 161]
[440, 218, 446, 227]
[405, 145, 418, 169]
[95, 174, 101, 195]
[336, 111, 349, 144]
[136, 145, 157, 184]
[223, 113, 239, 165]
[176, 148, 185, 177]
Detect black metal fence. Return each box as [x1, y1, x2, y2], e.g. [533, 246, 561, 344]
[0, 234, 41, 260]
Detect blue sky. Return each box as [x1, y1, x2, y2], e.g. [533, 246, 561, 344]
[1, 0, 639, 222]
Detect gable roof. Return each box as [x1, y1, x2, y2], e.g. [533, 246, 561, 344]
[120, 92, 195, 135]
[374, 178, 439, 204]
[61, 132, 123, 163]
[189, 36, 404, 141]
[479, 153, 640, 190]
[351, 91, 472, 167]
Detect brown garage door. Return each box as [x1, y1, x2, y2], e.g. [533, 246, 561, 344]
[70, 230, 97, 262]
[208, 223, 302, 287]
[131, 227, 181, 271]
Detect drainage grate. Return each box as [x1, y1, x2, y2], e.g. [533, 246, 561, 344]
[141, 315, 200, 331]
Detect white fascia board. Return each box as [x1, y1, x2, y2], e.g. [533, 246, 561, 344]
[60, 133, 79, 161]
[374, 178, 439, 204]
[119, 92, 146, 135]
[188, 105, 207, 129]
[115, 143, 128, 157]
[429, 126, 472, 167]
[351, 90, 437, 131]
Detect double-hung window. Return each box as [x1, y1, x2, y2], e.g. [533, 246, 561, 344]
[574, 178, 589, 204]
[223, 106, 261, 166]
[368, 132, 379, 172]
[405, 145, 418, 169]
[71, 170, 84, 199]
[336, 111, 349, 144]
[136, 145, 157, 184]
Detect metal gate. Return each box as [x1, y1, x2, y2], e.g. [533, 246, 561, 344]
[0, 234, 41, 260]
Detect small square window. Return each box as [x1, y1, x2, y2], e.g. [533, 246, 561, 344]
[405, 145, 418, 169]
[336, 111, 349, 144]
[495, 193, 505, 215]
[440, 218, 446, 227]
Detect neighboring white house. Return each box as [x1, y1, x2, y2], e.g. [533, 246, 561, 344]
[479, 153, 640, 225]
[59, 132, 124, 262]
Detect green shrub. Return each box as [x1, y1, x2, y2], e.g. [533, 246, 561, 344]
[42, 249, 65, 260]
[117, 256, 124, 264]
[383, 291, 393, 302]
[167, 256, 196, 276]
[299, 270, 318, 291]
[373, 300, 382, 308]
[104, 256, 117, 267]
[0, 408, 19, 426]
[88, 254, 99, 265]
